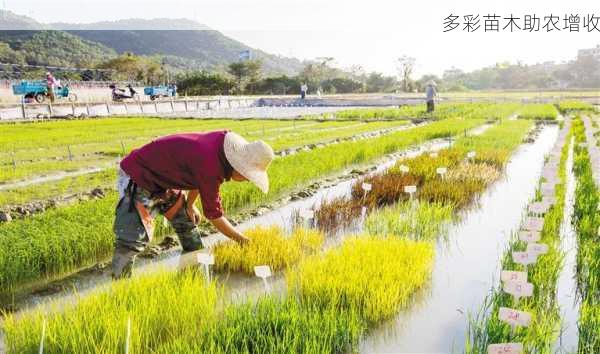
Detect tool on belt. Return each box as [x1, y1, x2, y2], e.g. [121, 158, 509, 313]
[126, 180, 186, 238]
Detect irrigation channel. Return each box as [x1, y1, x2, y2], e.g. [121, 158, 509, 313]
[1, 122, 565, 353]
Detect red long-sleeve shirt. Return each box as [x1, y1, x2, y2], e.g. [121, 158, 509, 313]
[120, 130, 233, 219]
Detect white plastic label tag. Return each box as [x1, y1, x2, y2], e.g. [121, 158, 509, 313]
[501, 270, 528, 283]
[436, 167, 448, 175]
[399, 165, 410, 173]
[498, 307, 532, 327]
[526, 242, 549, 256]
[197, 253, 215, 265]
[528, 202, 549, 215]
[487, 343, 523, 354]
[503, 281, 534, 298]
[518, 231, 540, 243]
[467, 151, 476, 159]
[524, 217, 544, 232]
[299, 209, 315, 219]
[254, 265, 272, 278]
[361, 183, 372, 192]
[512, 251, 537, 266]
[404, 185, 417, 194]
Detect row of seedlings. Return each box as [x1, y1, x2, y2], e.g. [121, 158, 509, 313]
[466, 119, 572, 353]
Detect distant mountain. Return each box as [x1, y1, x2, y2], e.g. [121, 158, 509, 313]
[0, 11, 304, 75]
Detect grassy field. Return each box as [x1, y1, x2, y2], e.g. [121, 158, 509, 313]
[0, 118, 408, 185]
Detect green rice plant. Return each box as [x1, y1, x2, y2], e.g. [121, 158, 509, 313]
[418, 178, 486, 209]
[556, 100, 596, 114]
[0, 118, 408, 185]
[287, 235, 434, 323]
[2, 269, 364, 354]
[2, 269, 221, 353]
[0, 195, 117, 302]
[579, 300, 600, 351]
[0, 117, 485, 300]
[365, 201, 454, 241]
[465, 119, 571, 352]
[571, 117, 600, 351]
[518, 104, 559, 120]
[154, 297, 365, 354]
[212, 226, 323, 274]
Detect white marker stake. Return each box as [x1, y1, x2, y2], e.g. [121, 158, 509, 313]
[299, 209, 314, 220]
[467, 151, 476, 161]
[528, 202, 549, 215]
[361, 183, 372, 192]
[499, 307, 532, 328]
[39, 319, 46, 354]
[254, 265, 272, 292]
[197, 253, 215, 282]
[487, 343, 524, 354]
[125, 317, 131, 354]
[404, 185, 417, 200]
[501, 270, 528, 283]
[523, 217, 544, 232]
[398, 165, 409, 174]
[526, 243, 549, 257]
[518, 231, 541, 243]
[512, 251, 537, 273]
[436, 167, 447, 179]
[503, 281, 534, 305]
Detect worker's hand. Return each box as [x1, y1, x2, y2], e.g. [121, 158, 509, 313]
[186, 205, 201, 225]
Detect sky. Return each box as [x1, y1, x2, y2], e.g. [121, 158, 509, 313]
[4, 0, 600, 77]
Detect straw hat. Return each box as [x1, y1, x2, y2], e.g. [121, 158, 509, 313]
[224, 132, 274, 193]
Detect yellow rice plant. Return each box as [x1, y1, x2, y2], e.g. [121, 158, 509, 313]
[213, 226, 324, 274]
[446, 162, 501, 186]
[288, 235, 434, 323]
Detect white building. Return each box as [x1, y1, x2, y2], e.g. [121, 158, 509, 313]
[578, 45, 600, 59]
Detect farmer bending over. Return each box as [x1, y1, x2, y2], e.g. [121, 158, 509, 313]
[112, 131, 274, 278]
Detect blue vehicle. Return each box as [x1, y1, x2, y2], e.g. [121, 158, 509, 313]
[12, 80, 77, 103]
[144, 85, 177, 101]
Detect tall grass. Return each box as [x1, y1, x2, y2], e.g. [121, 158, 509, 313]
[288, 235, 434, 323]
[212, 226, 323, 274]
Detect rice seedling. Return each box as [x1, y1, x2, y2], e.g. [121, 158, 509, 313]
[465, 119, 571, 353]
[212, 226, 323, 274]
[418, 178, 486, 209]
[446, 162, 501, 185]
[556, 100, 596, 114]
[314, 196, 364, 232]
[518, 104, 559, 120]
[287, 235, 434, 323]
[365, 201, 455, 241]
[571, 117, 600, 351]
[350, 173, 422, 208]
[2, 269, 365, 354]
[154, 297, 365, 354]
[1, 269, 221, 353]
